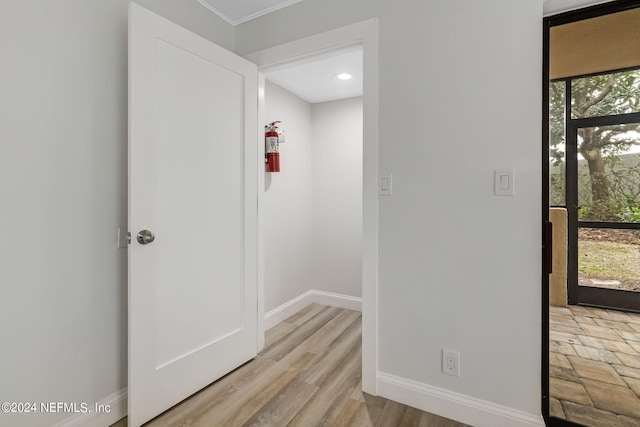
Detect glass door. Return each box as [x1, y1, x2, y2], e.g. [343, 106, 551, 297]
[545, 6, 640, 426]
[557, 69, 640, 312]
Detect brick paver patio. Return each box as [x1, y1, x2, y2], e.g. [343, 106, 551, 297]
[550, 305, 640, 426]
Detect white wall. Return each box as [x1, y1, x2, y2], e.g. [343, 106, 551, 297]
[311, 97, 363, 298]
[238, 0, 543, 425]
[263, 86, 364, 311]
[263, 81, 314, 312]
[0, 1, 233, 426]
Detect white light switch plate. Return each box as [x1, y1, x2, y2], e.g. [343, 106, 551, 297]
[379, 174, 392, 196]
[494, 169, 515, 196]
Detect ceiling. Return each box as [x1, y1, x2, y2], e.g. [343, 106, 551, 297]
[263, 47, 363, 104]
[195, 0, 305, 25]
[195, 0, 362, 103]
[198, 0, 615, 24]
[193, 0, 610, 103]
[197, 0, 615, 25]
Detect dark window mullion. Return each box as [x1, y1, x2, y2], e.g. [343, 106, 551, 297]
[551, 64, 640, 84]
[579, 221, 640, 229]
[570, 111, 640, 128]
[565, 81, 580, 307]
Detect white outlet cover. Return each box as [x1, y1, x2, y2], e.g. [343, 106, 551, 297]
[442, 349, 460, 376]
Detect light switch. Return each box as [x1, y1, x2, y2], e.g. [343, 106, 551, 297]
[500, 175, 509, 190]
[379, 174, 392, 196]
[381, 177, 390, 191]
[494, 169, 515, 196]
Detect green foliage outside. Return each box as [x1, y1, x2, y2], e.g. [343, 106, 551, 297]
[549, 69, 640, 222]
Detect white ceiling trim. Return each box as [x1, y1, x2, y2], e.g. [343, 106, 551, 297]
[195, 0, 305, 26]
[232, 0, 305, 25]
[198, 0, 615, 24]
[195, 0, 235, 25]
[258, 43, 363, 73]
[543, 0, 614, 16]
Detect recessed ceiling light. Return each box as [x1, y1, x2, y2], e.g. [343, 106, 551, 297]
[336, 73, 353, 81]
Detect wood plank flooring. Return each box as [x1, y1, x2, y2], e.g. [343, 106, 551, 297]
[112, 304, 468, 427]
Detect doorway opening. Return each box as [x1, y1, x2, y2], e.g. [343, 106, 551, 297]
[551, 68, 640, 312]
[543, 2, 640, 426]
[244, 18, 380, 395]
[260, 45, 365, 330]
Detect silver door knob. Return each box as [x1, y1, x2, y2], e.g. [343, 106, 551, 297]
[137, 230, 155, 245]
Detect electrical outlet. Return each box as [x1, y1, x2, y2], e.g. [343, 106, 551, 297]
[442, 349, 460, 376]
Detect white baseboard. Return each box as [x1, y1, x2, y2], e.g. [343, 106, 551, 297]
[264, 290, 362, 330]
[311, 290, 362, 312]
[377, 372, 544, 427]
[54, 388, 127, 427]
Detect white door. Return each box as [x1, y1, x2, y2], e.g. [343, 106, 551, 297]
[128, 4, 258, 426]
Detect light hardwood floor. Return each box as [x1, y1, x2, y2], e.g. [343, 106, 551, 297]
[113, 304, 468, 427]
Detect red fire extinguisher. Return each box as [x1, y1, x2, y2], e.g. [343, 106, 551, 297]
[265, 121, 283, 173]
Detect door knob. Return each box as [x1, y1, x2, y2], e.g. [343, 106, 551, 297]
[137, 230, 155, 245]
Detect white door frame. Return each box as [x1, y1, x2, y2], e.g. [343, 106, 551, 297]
[244, 18, 379, 395]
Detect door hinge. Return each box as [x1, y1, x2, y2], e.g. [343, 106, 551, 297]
[544, 221, 553, 275]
